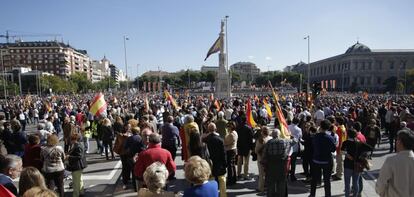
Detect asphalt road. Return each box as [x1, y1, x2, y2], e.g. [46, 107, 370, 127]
[16, 122, 392, 197]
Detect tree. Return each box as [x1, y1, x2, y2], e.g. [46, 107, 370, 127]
[69, 72, 93, 93]
[205, 71, 216, 83]
[40, 75, 76, 94]
[383, 77, 404, 94]
[93, 76, 117, 91]
[350, 81, 359, 93]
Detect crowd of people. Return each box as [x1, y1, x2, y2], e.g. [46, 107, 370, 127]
[0, 92, 413, 197]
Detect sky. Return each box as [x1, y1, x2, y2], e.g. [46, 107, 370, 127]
[1, 0, 414, 78]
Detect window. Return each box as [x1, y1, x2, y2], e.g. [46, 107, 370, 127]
[376, 61, 382, 70]
[366, 77, 371, 85]
[362, 62, 365, 70]
[377, 77, 381, 84]
[389, 61, 394, 69]
[368, 62, 372, 70]
[360, 77, 365, 85]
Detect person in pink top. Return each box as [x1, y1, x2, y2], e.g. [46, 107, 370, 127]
[353, 122, 366, 143]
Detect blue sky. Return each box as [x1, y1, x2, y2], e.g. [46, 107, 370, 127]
[1, 0, 413, 78]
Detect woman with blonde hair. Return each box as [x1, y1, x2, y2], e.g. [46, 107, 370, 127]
[101, 118, 115, 160]
[137, 162, 175, 197]
[40, 134, 65, 197]
[183, 156, 218, 197]
[18, 167, 47, 196]
[23, 186, 57, 197]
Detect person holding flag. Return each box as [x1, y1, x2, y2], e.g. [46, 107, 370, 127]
[236, 103, 255, 181]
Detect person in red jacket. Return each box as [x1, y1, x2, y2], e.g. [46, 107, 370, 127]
[134, 133, 176, 191]
[22, 134, 43, 171]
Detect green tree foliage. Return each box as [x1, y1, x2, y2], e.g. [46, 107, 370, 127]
[93, 76, 117, 91]
[40, 75, 76, 94]
[69, 72, 94, 93]
[254, 71, 301, 87]
[383, 76, 400, 93]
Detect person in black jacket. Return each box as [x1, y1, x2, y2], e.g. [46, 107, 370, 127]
[309, 119, 336, 197]
[67, 133, 87, 197]
[236, 114, 254, 180]
[101, 118, 115, 160]
[5, 120, 27, 157]
[203, 122, 227, 197]
[161, 116, 180, 161]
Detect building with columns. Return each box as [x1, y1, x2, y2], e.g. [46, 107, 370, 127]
[286, 42, 414, 92]
[0, 40, 92, 79]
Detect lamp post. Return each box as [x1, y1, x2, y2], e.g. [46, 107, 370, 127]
[304, 35, 310, 92]
[0, 50, 6, 99]
[137, 64, 140, 92]
[123, 35, 129, 94]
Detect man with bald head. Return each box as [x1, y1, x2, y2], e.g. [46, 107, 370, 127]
[203, 122, 227, 197]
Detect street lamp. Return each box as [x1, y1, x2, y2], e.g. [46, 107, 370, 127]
[0, 50, 6, 99]
[304, 35, 310, 92]
[136, 64, 140, 92]
[123, 35, 129, 94]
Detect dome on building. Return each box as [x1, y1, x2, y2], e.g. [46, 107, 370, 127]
[345, 42, 371, 54]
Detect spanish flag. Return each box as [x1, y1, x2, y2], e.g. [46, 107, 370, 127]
[44, 101, 52, 112]
[246, 99, 257, 128]
[164, 90, 179, 109]
[263, 99, 273, 117]
[204, 36, 223, 61]
[270, 86, 290, 139]
[89, 93, 107, 116]
[363, 91, 368, 100]
[214, 99, 221, 110]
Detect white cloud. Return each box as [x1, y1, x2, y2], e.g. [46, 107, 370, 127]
[265, 56, 272, 61]
[248, 55, 255, 60]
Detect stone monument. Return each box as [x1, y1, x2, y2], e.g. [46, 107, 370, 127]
[215, 20, 231, 98]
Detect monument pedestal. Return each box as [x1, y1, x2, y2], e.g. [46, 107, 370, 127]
[215, 53, 231, 98]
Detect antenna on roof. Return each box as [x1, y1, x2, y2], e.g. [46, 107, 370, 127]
[357, 36, 359, 43]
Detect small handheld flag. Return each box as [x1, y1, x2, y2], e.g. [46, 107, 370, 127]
[89, 93, 107, 116]
[246, 99, 257, 128]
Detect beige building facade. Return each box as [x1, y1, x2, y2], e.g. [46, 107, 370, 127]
[0, 41, 92, 79]
[287, 42, 414, 92]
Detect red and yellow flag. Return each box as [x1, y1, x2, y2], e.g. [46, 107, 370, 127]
[246, 99, 257, 128]
[263, 99, 273, 117]
[214, 99, 221, 110]
[270, 86, 290, 139]
[89, 93, 107, 116]
[363, 92, 368, 100]
[164, 90, 179, 109]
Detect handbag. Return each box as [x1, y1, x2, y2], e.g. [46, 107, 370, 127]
[353, 141, 369, 173]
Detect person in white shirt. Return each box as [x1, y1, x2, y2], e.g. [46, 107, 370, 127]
[288, 117, 302, 181]
[376, 129, 414, 197]
[18, 110, 27, 131]
[37, 123, 51, 145]
[33, 108, 39, 124]
[314, 106, 325, 126]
